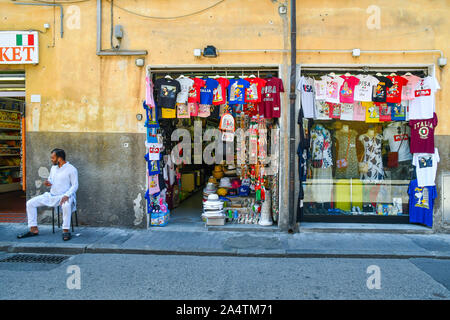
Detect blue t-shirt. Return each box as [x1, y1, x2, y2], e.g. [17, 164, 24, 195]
[389, 102, 406, 121]
[200, 78, 219, 105]
[408, 179, 436, 227]
[227, 79, 250, 104]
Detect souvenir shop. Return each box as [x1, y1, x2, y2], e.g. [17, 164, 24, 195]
[297, 66, 440, 227]
[142, 66, 283, 228]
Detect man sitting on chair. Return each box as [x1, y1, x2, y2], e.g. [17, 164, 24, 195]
[17, 148, 78, 241]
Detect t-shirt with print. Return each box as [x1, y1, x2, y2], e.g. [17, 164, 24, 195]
[383, 123, 412, 162]
[352, 102, 365, 121]
[188, 78, 206, 103]
[314, 100, 331, 120]
[228, 78, 250, 105]
[176, 76, 194, 104]
[390, 102, 408, 121]
[322, 75, 344, 104]
[408, 179, 436, 227]
[386, 76, 408, 103]
[340, 103, 354, 121]
[154, 78, 181, 109]
[372, 76, 393, 103]
[200, 78, 219, 105]
[245, 77, 266, 103]
[297, 76, 315, 119]
[339, 75, 360, 103]
[354, 75, 379, 102]
[364, 101, 379, 123]
[413, 148, 439, 187]
[314, 78, 327, 100]
[401, 75, 421, 100]
[377, 103, 391, 122]
[212, 77, 230, 105]
[260, 77, 284, 118]
[409, 113, 438, 153]
[409, 76, 440, 120]
[328, 102, 341, 119]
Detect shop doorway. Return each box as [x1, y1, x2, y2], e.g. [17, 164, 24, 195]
[146, 66, 282, 229]
[297, 65, 432, 224]
[0, 71, 26, 223]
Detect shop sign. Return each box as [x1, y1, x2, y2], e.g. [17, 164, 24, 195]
[0, 31, 39, 64]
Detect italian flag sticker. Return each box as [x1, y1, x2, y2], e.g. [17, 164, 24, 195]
[16, 34, 34, 46]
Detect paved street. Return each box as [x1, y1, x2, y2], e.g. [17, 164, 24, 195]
[0, 252, 449, 300]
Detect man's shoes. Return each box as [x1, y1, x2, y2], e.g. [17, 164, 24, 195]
[62, 232, 71, 241]
[17, 231, 39, 239]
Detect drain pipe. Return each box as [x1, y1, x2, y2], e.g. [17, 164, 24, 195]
[288, 0, 297, 233]
[13, 2, 64, 38]
[96, 0, 147, 56]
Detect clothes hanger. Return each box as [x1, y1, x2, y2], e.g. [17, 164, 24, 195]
[329, 72, 336, 77]
[390, 72, 397, 77]
[164, 74, 173, 80]
[376, 72, 383, 77]
[404, 72, 412, 76]
[249, 74, 256, 78]
[344, 72, 351, 77]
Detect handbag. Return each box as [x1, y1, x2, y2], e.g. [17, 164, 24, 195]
[387, 126, 405, 168]
[358, 145, 369, 174]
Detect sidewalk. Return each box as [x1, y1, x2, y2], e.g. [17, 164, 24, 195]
[0, 222, 450, 259]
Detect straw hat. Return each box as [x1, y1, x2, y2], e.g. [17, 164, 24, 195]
[219, 177, 232, 188]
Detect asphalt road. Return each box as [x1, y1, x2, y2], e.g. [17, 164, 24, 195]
[0, 252, 449, 300]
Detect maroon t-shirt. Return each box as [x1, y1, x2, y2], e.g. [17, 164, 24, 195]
[259, 77, 284, 118]
[409, 113, 438, 153]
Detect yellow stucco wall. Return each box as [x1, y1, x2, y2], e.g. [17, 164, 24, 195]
[0, 0, 448, 134]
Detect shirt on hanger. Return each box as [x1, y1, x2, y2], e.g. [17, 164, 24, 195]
[354, 74, 379, 102]
[390, 102, 408, 121]
[386, 76, 408, 103]
[176, 76, 194, 104]
[314, 100, 331, 120]
[328, 102, 341, 119]
[340, 103, 354, 121]
[297, 76, 315, 119]
[372, 76, 393, 103]
[382, 123, 412, 162]
[245, 77, 267, 103]
[377, 103, 391, 122]
[154, 78, 181, 109]
[227, 78, 250, 105]
[260, 77, 284, 118]
[322, 75, 344, 104]
[408, 179, 436, 227]
[409, 76, 440, 120]
[352, 102, 366, 121]
[188, 78, 206, 103]
[339, 75, 360, 103]
[409, 113, 438, 153]
[314, 78, 327, 100]
[364, 101, 379, 123]
[412, 148, 439, 187]
[212, 77, 230, 105]
[200, 78, 219, 105]
[401, 75, 421, 100]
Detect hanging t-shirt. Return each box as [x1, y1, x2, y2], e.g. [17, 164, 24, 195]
[340, 103, 354, 121]
[408, 179, 436, 227]
[354, 74, 379, 102]
[386, 76, 408, 103]
[364, 101, 379, 123]
[212, 77, 230, 105]
[260, 77, 284, 118]
[372, 76, 393, 103]
[200, 78, 219, 105]
[227, 78, 250, 105]
[188, 78, 206, 103]
[297, 76, 315, 119]
[176, 76, 194, 104]
[382, 123, 412, 162]
[377, 103, 391, 122]
[352, 102, 366, 121]
[154, 77, 181, 109]
[401, 75, 421, 100]
[245, 77, 266, 103]
[390, 102, 407, 121]
[322, 75, 344, 104]
[409, 76, 440, 120]
[409, 113, 438, 153]
[339, 75, 360, 103]
[328, 102, 341, 119]
[412, 148, 439, 187]
[314, 100, 331, 120]
[314, 78, 327, 100]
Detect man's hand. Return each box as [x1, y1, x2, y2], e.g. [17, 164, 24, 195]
[44, 180, 52, 187]
[60, 196, 69, 205]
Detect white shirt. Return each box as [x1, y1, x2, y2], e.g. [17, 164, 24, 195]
[322, 75, 344, 104]
[412, 148, 439, 187]
[297, 76, 315, 118]
[409, 76, 440, 120]
[48, 162, 79, 198]
[383, 123, 412, 162]
[176, 76, 194, 103]
[354, 75, 379, 102]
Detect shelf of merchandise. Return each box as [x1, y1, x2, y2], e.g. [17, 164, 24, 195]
[0, 136, 21, 140]
[0, 109, 21, 114]
[0, 127, 20, 131]
[0, 109, 22, 193]
[0, 182, 21, 193]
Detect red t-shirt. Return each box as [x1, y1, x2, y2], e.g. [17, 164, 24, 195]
[409, 113, 438, 153]
[188, 78, 206, 103]
[339, 75, 360, 103]
[245, 77, 267, 103]
[327, 102, 341, 119]
[259, 77, 284, 119]
[377, 103, 391, 122]
[386, 76, 408, 103]
[212, 77, 229, 105]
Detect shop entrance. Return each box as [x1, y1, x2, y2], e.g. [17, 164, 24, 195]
[0, 71, 26, 223]
[145, 66, 282, 229]
[297, 65, 433, 224]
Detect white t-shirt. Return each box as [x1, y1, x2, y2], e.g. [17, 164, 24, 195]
[314, 78, 327, 100]
[314, 100, 331, 120]
[382, 123, 412, 162]
[297, 76, 315, 118]
[322, 75, 344, 104]
[176, 76, 194, 103]
[340, 103, 354, 120]
[413, 148, 439, 187]
[354, 75, 379, 102]
[409, 76, 440, 120]
[401, 75, 421, 100]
